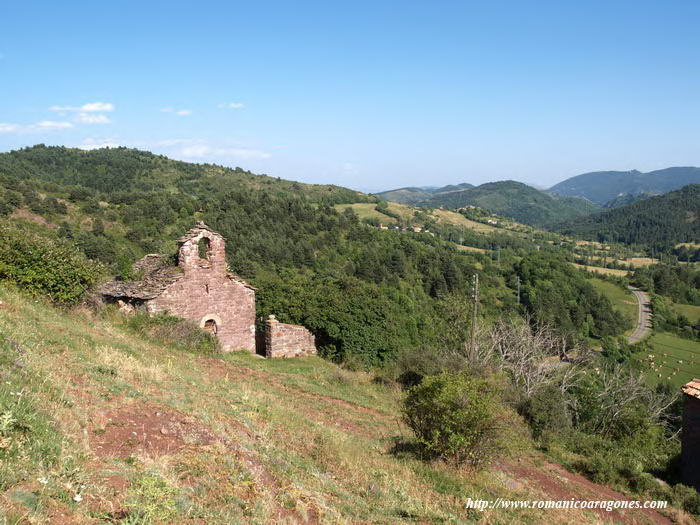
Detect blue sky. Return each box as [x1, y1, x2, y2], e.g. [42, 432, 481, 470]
[2, 1, 699, 192]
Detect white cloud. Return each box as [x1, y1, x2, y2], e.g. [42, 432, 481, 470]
[180, 144, 211, 157]
[75, 113, 111, 124]
[161, 107, 192, 116]
[35, 121, 74, 129]
[0, 120, 76, 133]
[176, 143, 271, 160]
[218, 102, 245, 109]
[50, 102, 115, 112]
[154, 139, 193, 147]
[78, 138, 121, 150]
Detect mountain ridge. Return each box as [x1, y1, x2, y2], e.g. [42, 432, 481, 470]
[377, 180, 599, 227]
[549, 166, 700, 205]
[554, 184, 700, 250]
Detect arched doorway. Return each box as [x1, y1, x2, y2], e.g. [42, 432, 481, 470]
[203, 319, 218, 335]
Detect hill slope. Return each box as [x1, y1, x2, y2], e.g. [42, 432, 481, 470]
[0, 285, 677, 524]
[0, 145, 515, 366]
[555, 184, 700, 250]
[0, 145, 371, 205]
[420, 181, 599, 226]
[374, 183, 474, 204]
[549, 167, 700, 205]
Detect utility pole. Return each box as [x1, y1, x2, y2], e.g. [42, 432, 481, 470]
[470, 273, 479, 352]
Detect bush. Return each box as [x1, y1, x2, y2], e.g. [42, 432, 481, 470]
[521, 384, 571, 439]
[0, 225, 102, 305]
[402, 372, 505, 466]
[123, 312, 220, 354]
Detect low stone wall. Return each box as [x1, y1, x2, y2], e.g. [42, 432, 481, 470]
[265, 315, 317, 358]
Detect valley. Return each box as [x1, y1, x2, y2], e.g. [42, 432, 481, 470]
[0, 145, 698, 522]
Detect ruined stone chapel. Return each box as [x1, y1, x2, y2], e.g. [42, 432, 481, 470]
[99, 222, 316, 358]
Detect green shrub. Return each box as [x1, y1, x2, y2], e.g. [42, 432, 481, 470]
[123, 312, 220, 354]
[0, 224, 102, 305]
[402, 372, 505, 466]
[671, 483, 700, 515]
[521, 384, 571, 439]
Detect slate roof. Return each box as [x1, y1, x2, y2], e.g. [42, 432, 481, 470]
[99, 264, 184, 300]
[682, 379, 700, 400]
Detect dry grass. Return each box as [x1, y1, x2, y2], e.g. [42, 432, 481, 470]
[625, 257, 659, 268]
[455, 245, 489, 253]
[0, 285, 675, 523]
[430, 208, 499, 233]
[572, 263, 629, 277]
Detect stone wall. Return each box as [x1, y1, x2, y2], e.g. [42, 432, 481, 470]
[682, 393, 700, 489]
[265, 315, 317, 358]
[146, 227, 256, 351]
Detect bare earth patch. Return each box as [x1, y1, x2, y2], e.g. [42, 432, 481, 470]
[89, 401, 216, 458]
[503, 460, 674, 525]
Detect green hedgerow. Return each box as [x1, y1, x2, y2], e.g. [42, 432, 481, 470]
[0, 224, 102, 305]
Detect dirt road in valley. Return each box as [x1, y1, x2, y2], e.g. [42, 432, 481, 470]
[627, 286, 652, 343]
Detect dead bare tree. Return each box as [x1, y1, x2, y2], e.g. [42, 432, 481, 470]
[450, 317, 588, 402]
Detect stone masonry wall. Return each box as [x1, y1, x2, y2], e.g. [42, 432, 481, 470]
[265, 315, 317, 358]
[682, 394, 700, 490]
[147, 228, 256, 352]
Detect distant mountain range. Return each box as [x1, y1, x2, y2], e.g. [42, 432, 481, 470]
[376, 181, 598, 227]
[374, 183, 474, 204]
[548, 167, 700, 205]
[554, 184, 700, 250]
[376, 166, 700, 225]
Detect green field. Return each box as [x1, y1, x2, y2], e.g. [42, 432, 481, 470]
[588, 278, 637, 332]
[671, 302, 700, 324]
[640, 332, 700, 388]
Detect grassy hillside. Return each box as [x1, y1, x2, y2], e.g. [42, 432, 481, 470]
[549, 167, 700, 205]
[588, 278, 638, 334]
[640, 332, 700, 389]
[672, 302, 700, 324]
[0, 284, 677, 524]
[419, 181, 599, 227]
[555, 184, 700, 251]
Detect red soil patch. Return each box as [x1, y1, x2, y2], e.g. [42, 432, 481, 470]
[503, 460, 674, 525]
[89, 401, 215, 458]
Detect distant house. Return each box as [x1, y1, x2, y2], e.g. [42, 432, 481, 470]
[682, 379, 700, 489]
[411, 226, 423, 233]
[99, 222, 316, 358]
[378, 223, 389, 230]
[487, 219, 498, 225]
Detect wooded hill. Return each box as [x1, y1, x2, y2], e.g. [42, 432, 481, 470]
[376, 180, 599, 227]
[416, 181, 599, 227]
[549, 166, 700, 205]
[0, 145, 626, 365]
[373, 182, 474, 204]
[0, 145, 696, 521]
[555, 184, 700, 251]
